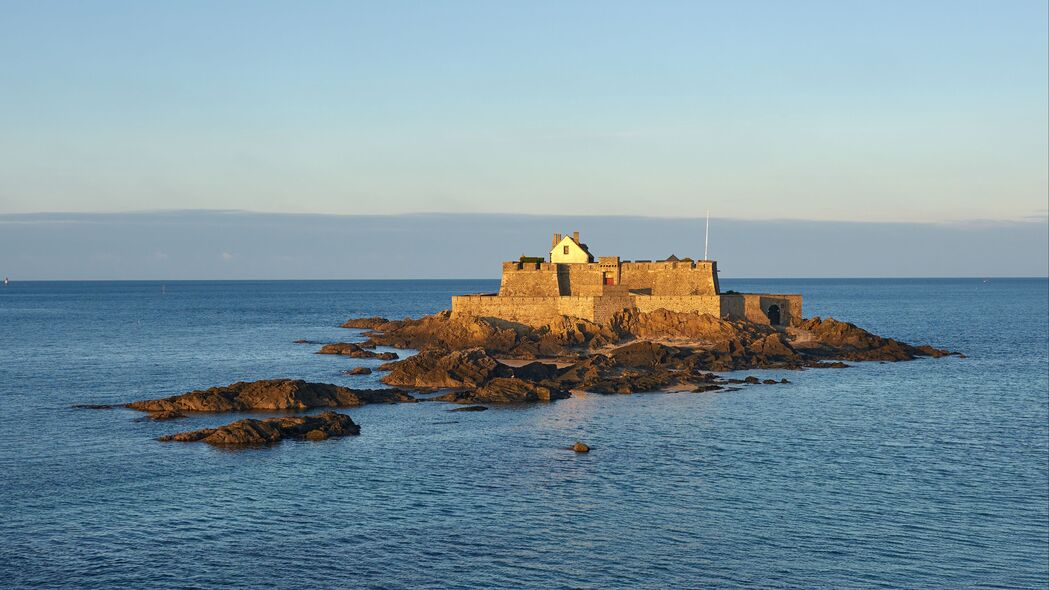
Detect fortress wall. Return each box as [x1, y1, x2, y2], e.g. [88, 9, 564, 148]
[452, 294, 602, 326]
[452, 294, 570, 325]
[453, 292, 802, 327]
[557, 297, 600, 322]
[768, 294, 803, 325]
[719, 294, 747, 322]
[592, 294, 636, 325]
[559, 264, 605, 296]
[619, 261, 719, 296]
[498, 263, 561, 297]
[630, 295, 722, 316]
[720, 294, 802, 326]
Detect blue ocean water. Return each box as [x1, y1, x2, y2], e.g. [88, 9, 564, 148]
[0, 278, 1046, 589]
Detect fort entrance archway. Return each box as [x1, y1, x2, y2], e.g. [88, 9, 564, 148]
[766, 304, 781, 326]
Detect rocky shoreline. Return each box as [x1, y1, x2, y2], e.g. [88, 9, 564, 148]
[94, 308, 958, 446]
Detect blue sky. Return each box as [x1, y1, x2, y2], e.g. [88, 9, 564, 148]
[1, 1, 1046, 222]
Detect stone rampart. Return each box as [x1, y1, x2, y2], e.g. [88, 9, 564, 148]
[498, 258, 721, 298]
[720, 293, 802, 326]
[619, 260, 719, 295]
[630, 294, 722, 316]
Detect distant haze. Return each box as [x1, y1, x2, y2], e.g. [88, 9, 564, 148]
[1, 210, 1045, 280]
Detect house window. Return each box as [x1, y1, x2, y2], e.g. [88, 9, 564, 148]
[563, 245, 570, 255]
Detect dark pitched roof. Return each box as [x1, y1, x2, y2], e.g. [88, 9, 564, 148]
[664, 254, 680, 261]
[574, 238, 595, 262]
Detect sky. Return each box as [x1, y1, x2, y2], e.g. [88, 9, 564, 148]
[1, 0, 1047, 224]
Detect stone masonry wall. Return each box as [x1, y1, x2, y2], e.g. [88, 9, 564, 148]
[618, 261, 719, 296]
[499, 259, 721, 298]
[630, 294, 722, 316]
[453, 291, 802, 327]
[720, 294, 802, 326]
[498, 262, 560, 297]
[452, 294, 597, 326]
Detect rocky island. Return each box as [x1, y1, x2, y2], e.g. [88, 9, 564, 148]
[111, 232, 957, 446]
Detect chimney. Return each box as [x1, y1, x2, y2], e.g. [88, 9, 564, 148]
[552, 233, 562, 248]
[572, 231, 580, 243]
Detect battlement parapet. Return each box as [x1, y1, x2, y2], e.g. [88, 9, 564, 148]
[471, 235, 800, 326]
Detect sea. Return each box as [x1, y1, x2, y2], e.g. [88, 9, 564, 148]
[1, 278, 1046, 589]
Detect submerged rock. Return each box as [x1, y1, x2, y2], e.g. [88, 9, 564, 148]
[141, 410, 186, 421]
[449, 405, 489, 412]
[344, 367, 373, 376]
[127, 379, 414, 413]
[159, 411, 360, 446]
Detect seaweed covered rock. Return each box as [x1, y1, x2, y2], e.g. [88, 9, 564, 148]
[127, 379, 414, 413]
[158, 411, 360, 445]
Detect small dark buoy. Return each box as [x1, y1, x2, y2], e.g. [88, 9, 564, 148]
[572, 441, 590, 453]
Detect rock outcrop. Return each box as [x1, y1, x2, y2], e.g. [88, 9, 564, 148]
[379, 347, 511, 388]
[158, 411, 360, 445]
[317, 343, 398, 360]
[432, 378, 570, 404]
[340, 317, 392, 329]
[337, 308, 957, 398]
[791, 318, 954, 361]
[127, 379, 414, 413]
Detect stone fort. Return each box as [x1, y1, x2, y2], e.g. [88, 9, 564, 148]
[451, 231, 802, 327]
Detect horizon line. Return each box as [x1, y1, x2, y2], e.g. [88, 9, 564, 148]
[3, 276, 1046, 282]
[1, 208, 1047, 227]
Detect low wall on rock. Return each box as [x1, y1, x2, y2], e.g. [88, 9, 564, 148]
[630, 294, 722, 316]
[452, 294, 602, 326]
[720, 293, 802, 326]
[453, 291, 803, 327]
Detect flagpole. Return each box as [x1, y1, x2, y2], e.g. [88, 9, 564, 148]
[704, 210, 710, 260]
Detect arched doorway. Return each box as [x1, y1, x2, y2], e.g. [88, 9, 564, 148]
[766, 304, 781, 326]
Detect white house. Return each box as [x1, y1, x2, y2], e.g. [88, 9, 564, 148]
[550, 231, 594, 263]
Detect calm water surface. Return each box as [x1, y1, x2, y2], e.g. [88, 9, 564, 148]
[1, 279, 1046, 589]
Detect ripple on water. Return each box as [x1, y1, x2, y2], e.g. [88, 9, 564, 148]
[0, 279, 1046, 589]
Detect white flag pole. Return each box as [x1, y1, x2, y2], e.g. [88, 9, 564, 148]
[704, 210, 710, 260]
